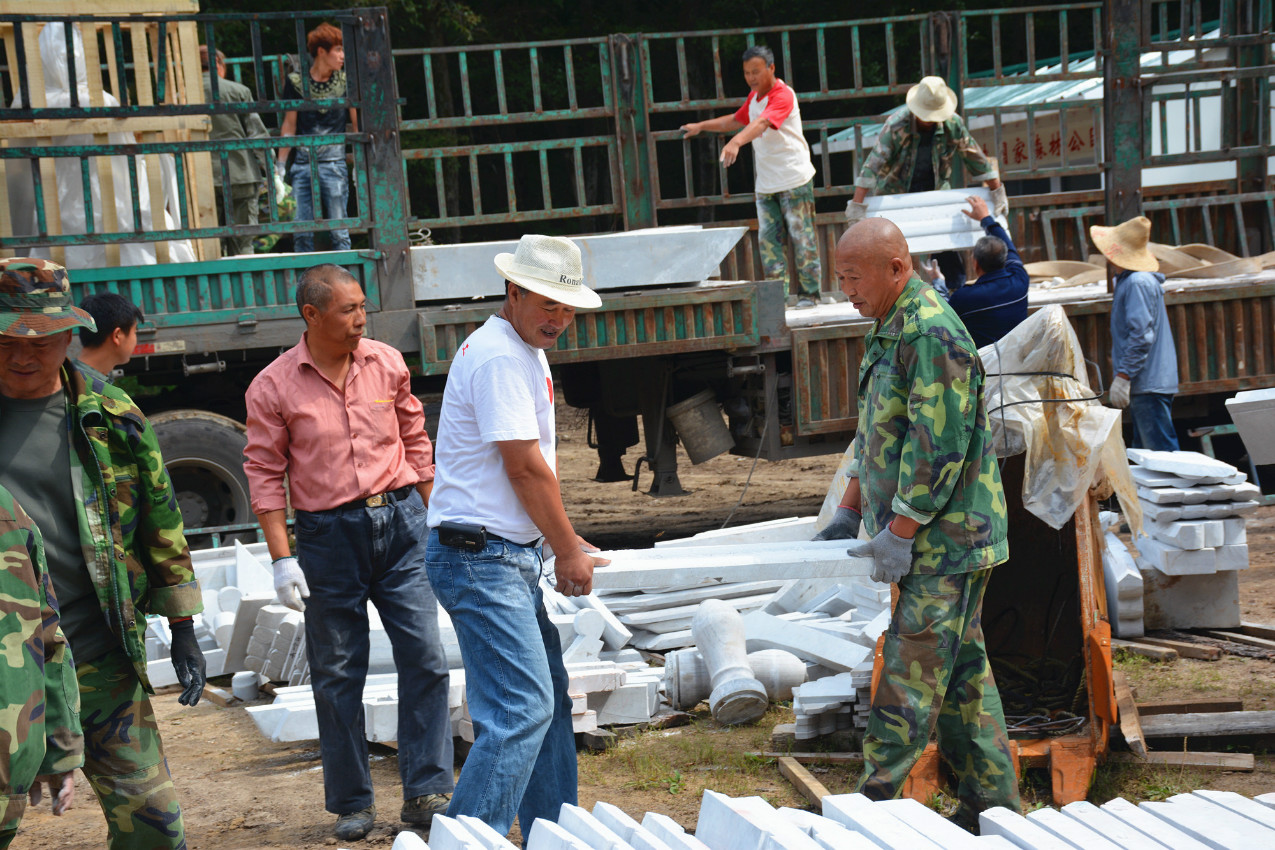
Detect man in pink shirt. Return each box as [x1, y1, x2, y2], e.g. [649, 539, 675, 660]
[243, 264, 452, 842]
[682, 45, 821, 307]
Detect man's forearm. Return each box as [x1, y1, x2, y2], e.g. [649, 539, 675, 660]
[255, 509, 291, 562]
[731, 116, 771, 147]
[852, 186, 869, 204]
[507, 463, 579, 555]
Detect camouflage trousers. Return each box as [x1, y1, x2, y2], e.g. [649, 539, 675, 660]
[857, 568, 1021, 817]
[77, 650, 186, 850]
[755, 178, 821, 297]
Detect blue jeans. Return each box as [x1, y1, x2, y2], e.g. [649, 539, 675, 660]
[1128, 392, 1179, 452]
[294, 489, 454, 815]
[290, 158, 351, 252]
[424, 529, 576, 838]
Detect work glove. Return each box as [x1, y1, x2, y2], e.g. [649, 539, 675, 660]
[272, 556, 310, 612]
[848, 523, 914, 584]
[168, 619, 207, 706]
[1109, 374, 1131, 409]
[272, 168, 290, 200]
[845, 200, 868, 225]
[991, 184, 1009, 218]
[813, 506, 862, 541]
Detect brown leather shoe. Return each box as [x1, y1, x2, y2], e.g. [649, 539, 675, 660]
[401, 793, 450, 826]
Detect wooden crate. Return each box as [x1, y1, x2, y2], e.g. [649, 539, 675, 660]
[0, 2, 219, 264]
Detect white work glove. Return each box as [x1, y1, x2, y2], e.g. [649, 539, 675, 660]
[272, 556, 310, 612]
[845, 200, 868, 225]
[848, 523, 914, 584]
[272, 168, 290, 199]
[991, 184, 1009, 218]
[1109, 375, 1131, 409]
[813, 506, 862, 541]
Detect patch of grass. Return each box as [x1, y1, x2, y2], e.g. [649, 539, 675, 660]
[1089, 757, 1209, 804]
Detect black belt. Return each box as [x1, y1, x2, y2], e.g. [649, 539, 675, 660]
[330, 485, 414, 513]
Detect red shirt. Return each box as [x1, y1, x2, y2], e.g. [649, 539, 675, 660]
[733, 79, 797, 129]
[244, 334, 434, 513]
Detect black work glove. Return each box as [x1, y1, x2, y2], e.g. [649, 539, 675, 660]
[813, 506, 863, 541]
[168, 619, 206, 706]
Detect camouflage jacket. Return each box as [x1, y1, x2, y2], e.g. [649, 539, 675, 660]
[0, 484, 83, 815]
[850, 276, 1008, 574]
[64, 363, 203, 690]
[855, 110, 998, 196]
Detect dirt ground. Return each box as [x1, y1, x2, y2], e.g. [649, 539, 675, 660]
[16, 408, 1275, 848]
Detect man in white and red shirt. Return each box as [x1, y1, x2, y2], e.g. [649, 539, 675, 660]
[243, 263, 453, 842]
[682, 45, 821, 306]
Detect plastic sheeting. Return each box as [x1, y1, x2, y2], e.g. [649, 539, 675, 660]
[4, 23, 195, 269]
[817, 305, 1143, 534]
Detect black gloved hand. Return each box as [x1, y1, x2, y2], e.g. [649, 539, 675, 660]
[813, 506, 862, 541]
[168, 619, 206, 706]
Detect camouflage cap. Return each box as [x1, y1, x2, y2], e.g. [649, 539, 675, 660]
[0, 258, 97, 337]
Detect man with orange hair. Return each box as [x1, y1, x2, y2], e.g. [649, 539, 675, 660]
[277, 22, 357, 253]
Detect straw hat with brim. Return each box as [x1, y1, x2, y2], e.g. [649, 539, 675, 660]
[0, 258, 96, 337]
[1089, 216, 1160, 272]
[494, 234, 601, 309]
[906, 76, 958, 123]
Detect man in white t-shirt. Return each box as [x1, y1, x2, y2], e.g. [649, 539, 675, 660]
[682, 45, 822, 307]
[426, 234, 609, 838]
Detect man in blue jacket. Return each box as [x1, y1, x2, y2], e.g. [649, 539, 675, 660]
[947, 195, 1029, 348]
[1090, 216, 1179, 450]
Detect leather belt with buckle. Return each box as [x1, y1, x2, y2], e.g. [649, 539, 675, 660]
[334, 485, 414, 512]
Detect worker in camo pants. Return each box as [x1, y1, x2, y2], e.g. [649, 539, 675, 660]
[813, 218, 1020, 831]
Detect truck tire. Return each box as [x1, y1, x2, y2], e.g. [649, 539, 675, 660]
[150, 410, 252, 546]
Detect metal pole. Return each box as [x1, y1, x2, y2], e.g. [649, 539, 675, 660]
[1103, 0, 1144, 227]
[611, 34, 657, 230]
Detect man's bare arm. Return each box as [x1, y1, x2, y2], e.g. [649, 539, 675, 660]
[256, 509, 292, 562]
[497, 439, 608, 595]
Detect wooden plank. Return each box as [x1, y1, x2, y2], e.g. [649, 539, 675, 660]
[201, 685, 239, 707]
[748, 752, 865, 764]
[1137, 698, 1245, 716]
[177, 19, 218, 260]
[1108, 751, 1255, 770]
[778, 756, 834, 807]
[81, 23, 107, 108]
[1139, 636, 1222, 660]
[0, 116, 213, 138]
[1113, 670, 1148, 758]
[0, 1, 199, 12]
[1241, 622, 1275, 641]
[1111, 638, 1178, 661]
[1141, 710, 1275, 738]
[1202, 630, 1275, 651]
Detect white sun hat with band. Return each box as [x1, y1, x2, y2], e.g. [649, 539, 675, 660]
[494, 234, 601, 309]
[906, 75, 959, 123]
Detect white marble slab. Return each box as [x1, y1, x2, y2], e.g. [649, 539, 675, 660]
[1184, 790, 1275, 832]
[1101, 797, 1248, 850]
[640, 812, 711, 850]
[1147, 518, 1224, 550]
[876, 799, 985, 849]
[1134, 535, 1217, 575]
[457, 815, 519, 848]
[591, 802, 675, 850]
[1126, 449, 1240, 480]
[1025, 807, 1124, 850]
[695, 790, 823, 850]
[743, 611, 873, 672]
[1059, 801, 1169, 850]
[1141, 795, 1275, 848]
[978, 806, 1075, 850]
[590, 541, 872, 591]
[822, 793, 943, 850]
[525, 817, 597, 849]
[556, 803, 635, 850]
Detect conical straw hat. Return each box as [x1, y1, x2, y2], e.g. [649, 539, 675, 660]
[1089, 216, 1159, 272]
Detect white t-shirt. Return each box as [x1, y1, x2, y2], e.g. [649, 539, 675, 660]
[734, 79, 816, 195]
[428, 315, 556, 544]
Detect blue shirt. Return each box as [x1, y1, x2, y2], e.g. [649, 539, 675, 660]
[1111, 269, 1178, 395]
[948, 217, 1029, 348]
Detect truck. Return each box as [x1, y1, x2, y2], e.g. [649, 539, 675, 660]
[1, 0, 1273, 547]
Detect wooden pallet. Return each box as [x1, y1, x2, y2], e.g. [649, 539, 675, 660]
[0, 2, 218, 264]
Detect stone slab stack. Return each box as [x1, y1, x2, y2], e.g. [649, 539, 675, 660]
[392, 788, 1275, 849]
[1125, 449, 1259, 630]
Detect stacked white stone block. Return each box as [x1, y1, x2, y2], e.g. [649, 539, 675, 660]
[392, 787, 1275, 849]
[1125, 449, 1258, 630]
[1099, 511, 1144, 639]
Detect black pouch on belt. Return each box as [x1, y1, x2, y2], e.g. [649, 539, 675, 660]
[437, 521, 487, 552]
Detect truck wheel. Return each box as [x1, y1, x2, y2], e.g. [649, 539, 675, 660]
[150, 410, 253, 547]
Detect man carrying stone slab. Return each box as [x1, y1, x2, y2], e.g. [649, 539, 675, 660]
[814, 219, 1020, 830]
[426, 234, 609, 838]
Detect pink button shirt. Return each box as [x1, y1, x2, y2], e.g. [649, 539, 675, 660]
[244, 334, 434, 513]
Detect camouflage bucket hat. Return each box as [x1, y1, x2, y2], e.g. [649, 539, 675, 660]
[0, 258, 97, 337]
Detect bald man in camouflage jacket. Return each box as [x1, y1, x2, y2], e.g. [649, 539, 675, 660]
[817, 219, 1020, 830]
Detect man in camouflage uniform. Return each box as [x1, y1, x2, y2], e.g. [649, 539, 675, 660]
[0, 484, 84, 848]
[682, 45, 822, 307]
[0, 258, 205, 850]
[815, 219, 1019, 829]
[846, 76, 1007, 292]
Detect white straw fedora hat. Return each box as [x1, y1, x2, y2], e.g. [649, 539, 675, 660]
[1089, 216, 1160, 273]
[494, 234, 601, 309]
[905, 76, 959, 123]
